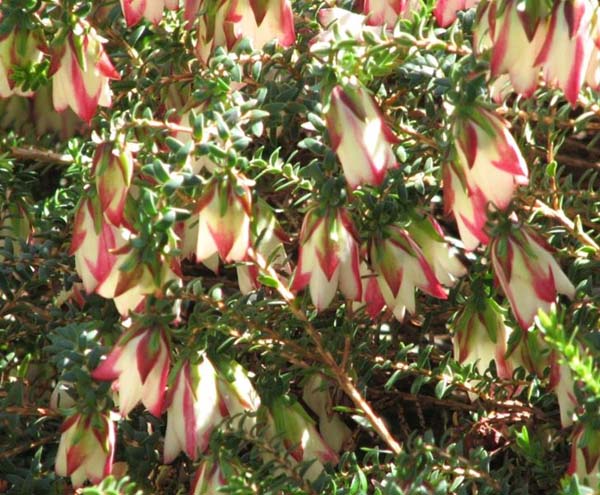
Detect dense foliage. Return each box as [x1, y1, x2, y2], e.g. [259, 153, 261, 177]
[0, 0, 599, 494]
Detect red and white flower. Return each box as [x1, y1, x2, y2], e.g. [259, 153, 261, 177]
[453, 105, 528, 211]
[119, 0, 179, 27]
[92, 142, 134, 227]
[91, 325, 170, 417]
[70, 195, 127, 295]
[50, 22, 120, 122]
[190, 459, 227, 495]
[191, 174, 252, 264]
[291, 207, 361, 311]
[452, 298, 512, 381]
[568, 422, 600, 489]
[535, 0, 594, 106]
[443, 161, 490, 251]
[486, 0, 548, 98]
[370, 225, 447, 321]
[490, 225, 575, 330]
[357, 0, 421, 27]
[434, 0, 480, 28]
[0, 27, 44, 98]
[353, 261, 386, 318]
[326, 85, 399, 189]
[55, 412, 115, 488]
[408, 216, 466, 286]
[164, 357, 225, 463]
[216, 360, 261, 432]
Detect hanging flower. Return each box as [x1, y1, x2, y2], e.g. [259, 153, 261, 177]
[356, 0, 421, 27]
[190, 459, 227, 495]
[353, 261, 386, 318]
[453, 105, 528, 211]
[442, 161, 490, 251]
[216, 360, 261, 432]
[91, 325, 170, 417]
[0, 27, 44, 98]
[434, 0, 480, 28]
[535, 0, 594, 106]
[92, 141, 134, 227]
[163, 357, 225, 463]
[192, 174, 252, 264]
[291, 207, 361, 311]
[119, 0, 180, 27]
[370, 225, 447, 321]
[50, 22, 120, 121]
[568, 422, 600, 489]
[490, 225, 575, 330]
[326, 84, 399, 189]
[55, 412, 115, 488]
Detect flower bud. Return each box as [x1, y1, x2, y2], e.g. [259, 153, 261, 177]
[326, 85, 399, 189]
[490, 226, 575, 330]
[434, 0, 480, 28]
[0, 27, 44, 98]
[291, 207, 361, 311]
[55, 412, 115, 488]
[50, 22, 120, 122]
[92, 325, 171, 417]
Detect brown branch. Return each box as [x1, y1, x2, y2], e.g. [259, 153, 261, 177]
[9, 146, 73, 165]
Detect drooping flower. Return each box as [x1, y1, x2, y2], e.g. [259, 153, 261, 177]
[434, 0, 480, 28]
[453, 105, 528, 211]
[164, 357, 225, 463]
[442, 161, 490, 251]
[119, 0, 180, 27]
[215, 360, 261, 432]
[485, 0, 548, 97]
[91, 325, 170, 417]
[270, 397, 339, 480]
[50, 22, 120, 121]
[490, 225, 575, 330]
[192, 174, 252, 264]
[408, 216, 467, 286]
[70, 195, 127, 295]
[353, 261, 386, 318]
[452, 297, 513, 380]
[535, 0, 594, 106]
[92, 142, 134, 227]
[55, 412, 115, 488]
[291, 207, 361, 311]
[237, 200, 288, 294]
[326, 84, 399, 189]
[0, 27, 44, 98]
[190, 459, 227, 495]
[370, 225, 447, 321]
[568, 422, 600, 489]
[356, 0, 421, 27]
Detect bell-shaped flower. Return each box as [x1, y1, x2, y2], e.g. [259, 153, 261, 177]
[353, 261, 386, 318]
[55, 412, 115, 488]
[164, 356, 225, 463]
[549, 359, 576, 428]
[216, 360, 261, 432]
[50, 22, 120, 122]
[291, 207, 361, 311]
[312, 8, 384, 47]
[408, 216, 466, 287]
[370, 225, 447, 321]
[92, 142, 134, 227]
[119, 0, 179, 26]
[302, 374, 352, 453]
[91, 325, 170, 417]
[452, 297, 513, 382]
[271, 397, 339, 479]
[442, 161, 490, 251]
[237, 200, 289, 294]
[434, 0, 480, 27]
[190, 459, 227, 495]
[70, 195, 127, 295]
[33, 83, 84, 139]
[0, 27, 44, 98]
[535, 0, 594, 106]
[192, 174, 252, 264]
[357, 0, 421, 27]
[490, 225, 575, 330]
[484, 0, 548, 97]
[326, 84, 399, 189]
[453, 105, 528, 211]
[568, 422, 600, 489]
